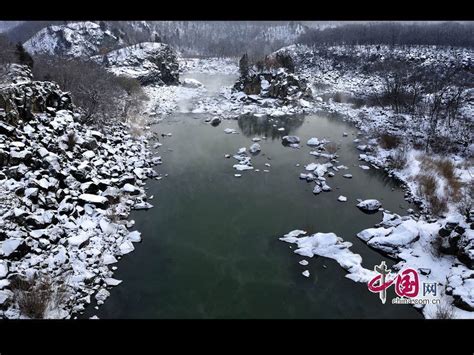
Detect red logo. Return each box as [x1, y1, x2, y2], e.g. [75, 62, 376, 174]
[368, 261, 419, 304]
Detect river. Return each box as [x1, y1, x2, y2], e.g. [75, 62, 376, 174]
[83, 72, 421, 319]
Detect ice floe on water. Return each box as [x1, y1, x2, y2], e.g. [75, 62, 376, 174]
[280, 230, 377, 283]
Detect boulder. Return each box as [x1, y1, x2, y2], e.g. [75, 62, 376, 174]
[249, 143, 261, 154]
[357, 199, 382, 212]
[282, 135, 300, 145]
[78, 194, 109, 208]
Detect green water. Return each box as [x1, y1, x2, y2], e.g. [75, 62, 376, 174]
[83, 109, 421, 319]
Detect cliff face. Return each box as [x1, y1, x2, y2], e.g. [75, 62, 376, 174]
[92, 42, 180, 86]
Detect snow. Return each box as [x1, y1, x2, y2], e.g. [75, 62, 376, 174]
[355, 211, 474, 318]
[233, 164, 254, 171]
[356, 199, 382, 212]
[305, 163, 318, 172]
[307, 137, 321, 146]
[302, 270, 310, 277]
[95, 288, 110, 304]
[224, 128, 237, 134]
[0, 64, 163, 319]
[249, 143, 261, 154]
[104, 278, 123, 287]
[280, 230, 376, 283]
[119, 240, 135, 255]
[356, 227, 392, 242]
[299, 260, 309, 266]
[2, 238, 22, 257]
[337, 195, 347, 202]
[182, 78, 204, 88]
[25, 22, 121, 57]
[127, 231, 142, 243]
[102, 254, 118, 265]
[79, 194, 108, 205]
[0, 261, 8, 278]
[67, 231, 91, 247]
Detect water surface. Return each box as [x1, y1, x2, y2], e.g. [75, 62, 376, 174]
[83, 104, 421, 318]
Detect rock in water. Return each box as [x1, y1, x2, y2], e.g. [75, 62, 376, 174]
[307, 137, 321, 146]
[210, 117, 222, 126]
[357, 199, 382, 212]
[282, 136, 300, 146]
[249, 143, 261, 154]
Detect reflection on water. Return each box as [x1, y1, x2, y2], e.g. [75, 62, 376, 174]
[82, 110, 421, 319]
[237, 114, 305, 140]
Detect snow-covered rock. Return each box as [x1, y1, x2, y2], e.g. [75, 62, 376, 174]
[249, 143, 261, 154]
[93, 42, 179, 86]
[356, 199, 382, 212]
[24, 22, 125, 57]
[280, 230, 376, 282]
[282, 135, 300, 145]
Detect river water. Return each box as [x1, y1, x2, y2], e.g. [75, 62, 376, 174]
[83, 73, 422, 319]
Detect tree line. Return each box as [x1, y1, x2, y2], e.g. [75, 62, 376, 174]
[298, 22, 474, 47]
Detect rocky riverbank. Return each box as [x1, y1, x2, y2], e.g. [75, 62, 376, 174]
[0, 64, 161, 318]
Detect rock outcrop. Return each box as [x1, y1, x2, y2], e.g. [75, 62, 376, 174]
[0, 65, 73, 125]
[92, 42, 179, 86]
[24, 21, 126, 58]
[233, 52, 312, 103]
